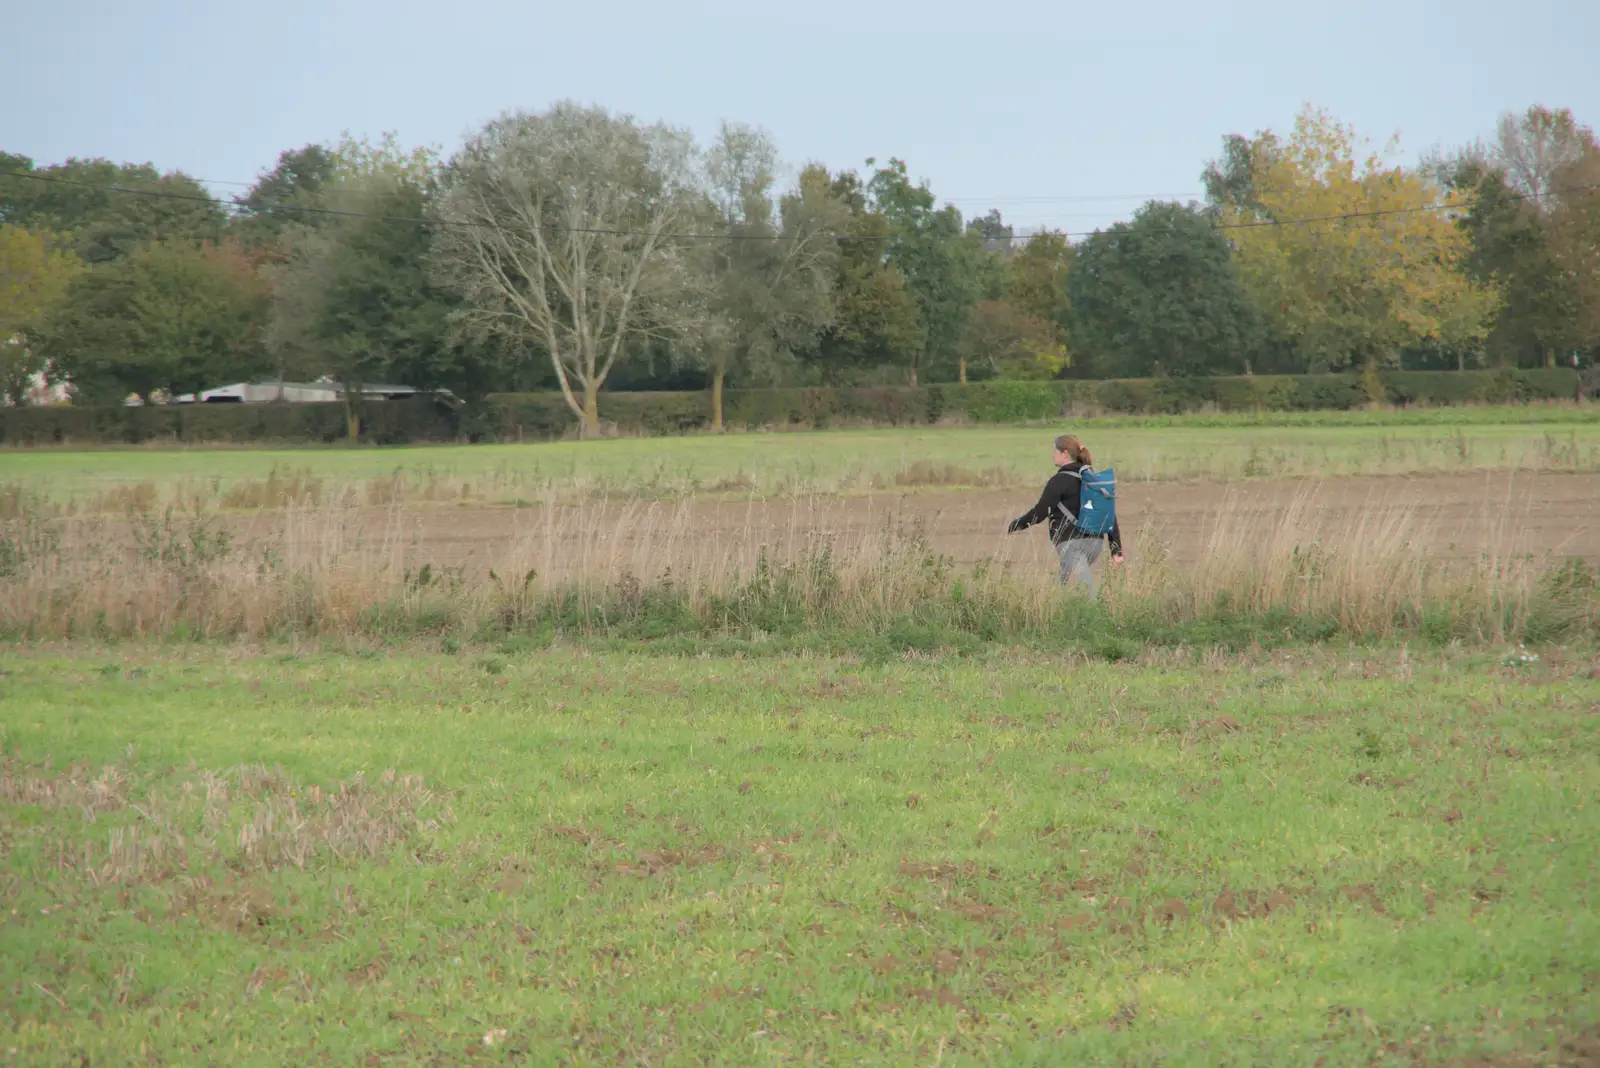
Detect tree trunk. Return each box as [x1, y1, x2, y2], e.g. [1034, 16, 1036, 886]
[1361, 353, 1385, 406]
[1546, 348, 1556, 369]
[958, 357, 967, 385]
[1457, 349, 1465, 372]
[907, 367, 918, 388]
[343, 382, 362, 444]
[711, 367, 726, 432]
[582, 383, 601, 440]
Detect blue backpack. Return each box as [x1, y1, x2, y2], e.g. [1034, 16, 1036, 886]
[1059, 466, 1117, 536]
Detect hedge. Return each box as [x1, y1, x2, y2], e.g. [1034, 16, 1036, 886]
[0, 370, 1581, 446]
[0, 397, 460, 447]
[484, 369, 1580, 438]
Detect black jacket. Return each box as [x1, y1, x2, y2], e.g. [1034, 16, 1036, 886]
[1009, 462, 1122, 553]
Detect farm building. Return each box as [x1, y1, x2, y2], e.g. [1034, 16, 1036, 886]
[171, 379, 446, 404]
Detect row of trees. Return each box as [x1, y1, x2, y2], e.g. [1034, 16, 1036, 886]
[2, 102, 1596, 435]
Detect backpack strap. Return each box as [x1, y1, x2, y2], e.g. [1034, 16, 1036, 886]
[1056, 467, 1083, 518]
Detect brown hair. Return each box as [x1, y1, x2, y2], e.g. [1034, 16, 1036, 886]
[1054, 434, 1092, 466]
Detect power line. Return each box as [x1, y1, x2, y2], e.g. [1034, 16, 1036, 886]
[0, 169, 453, 228]
[941, 192, 1203, 204]
[2, 166, 1594, 244]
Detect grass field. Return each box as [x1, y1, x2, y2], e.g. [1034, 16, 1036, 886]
[3, 411, 1598, 1064]
[2, 645, 1597, 1065]
[3, 408, 1600, 511]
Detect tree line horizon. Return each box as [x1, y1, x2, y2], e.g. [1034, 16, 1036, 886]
[2, 100, 1596, 437]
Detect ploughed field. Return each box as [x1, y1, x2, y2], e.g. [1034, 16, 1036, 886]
[232, 471, 1599, 576]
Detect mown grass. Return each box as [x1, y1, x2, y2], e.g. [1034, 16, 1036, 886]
[1, 645, 1597, 1064]
[2, 412, 1599, 511]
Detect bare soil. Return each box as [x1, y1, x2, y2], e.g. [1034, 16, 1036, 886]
[228, 471, 1599, 573]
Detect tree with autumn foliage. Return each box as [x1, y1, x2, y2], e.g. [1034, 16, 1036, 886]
[1220, 106, 1498, 385]
[0, 224, 82, 404]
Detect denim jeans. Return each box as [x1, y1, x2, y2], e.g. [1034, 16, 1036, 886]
[1055, 538, 1103, 596]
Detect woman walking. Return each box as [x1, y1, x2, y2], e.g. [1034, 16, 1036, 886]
[1006, 434, 1123, 595]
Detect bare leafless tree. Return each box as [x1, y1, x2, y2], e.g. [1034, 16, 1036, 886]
[1492, 107, 1597, 207]
[432, 102, 701, 437]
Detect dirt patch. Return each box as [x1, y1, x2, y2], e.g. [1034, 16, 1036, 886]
[1351, 772, 1412, 788]
[171, 875, 276, 933]
[1200, 716, 1244, 735]
[898, 860, 977, 882]
[871, 954, 901, 975]
[1153, 898, 1189, 924]
[1214, 888, 1296, 921]
[616, 844, 726, 876]
[1340, 884, 1387, 914]
[899, 986, 966, 1010]
[952, 900, 1013, 922]
[208, 471, 1600, 574]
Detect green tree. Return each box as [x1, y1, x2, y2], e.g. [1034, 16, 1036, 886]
[1201, 133, 1280, 215]
[1547, 152, 1600, 359]
[696, 124, 839, 429]
[1006, 229, 1074, 356]
[866, 159, 984, 385]
[967, 209, 1013, 251]
[1439, 159, 1572, 368]
[1068, 201, 1260, 378]
[0, 224, 82, 403]
[35, 239, 272, 403]
[233, 144, 339, 246]
[307, 178, 458, 440]
[0, 155, 225, 264]
[965, 299, 1066, 380]
[808, 168, 924, 384]
[261, 133, 493, 437]
[1434, 106, 1598, 368]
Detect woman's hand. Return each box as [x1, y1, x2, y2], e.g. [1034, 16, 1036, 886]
[1006, 518, 1025, 534]
[1110, 552, 1125, 569]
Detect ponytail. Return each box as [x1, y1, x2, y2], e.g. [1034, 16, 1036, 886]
[1054, 434, 1091, 466]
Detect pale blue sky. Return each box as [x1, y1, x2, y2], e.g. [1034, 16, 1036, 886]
[5, 0, 1597, 233]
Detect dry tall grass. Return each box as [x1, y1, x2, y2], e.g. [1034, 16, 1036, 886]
[1114, 484, 1579, 641]
[0, 486, 1591, 645]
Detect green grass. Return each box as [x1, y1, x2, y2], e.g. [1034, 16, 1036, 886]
[3, 410, 1600, 509]
[2, 644, 1597, 1064]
